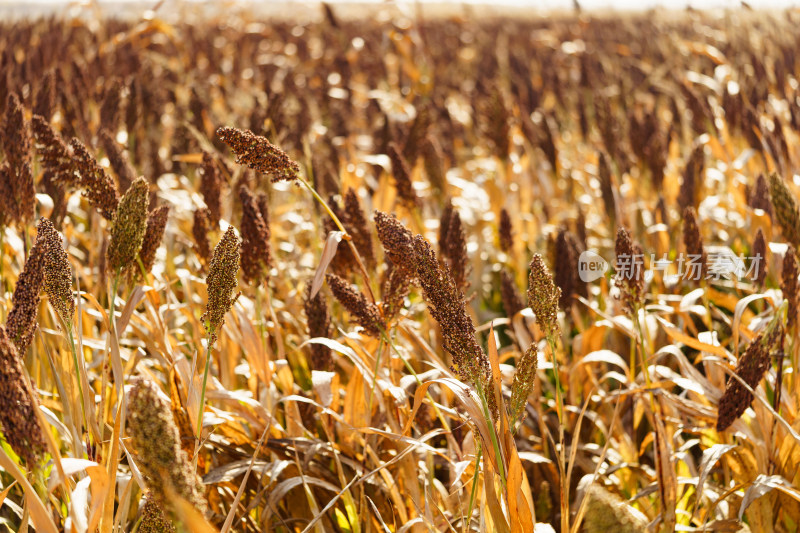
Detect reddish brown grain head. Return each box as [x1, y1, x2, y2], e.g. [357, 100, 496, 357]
[326, 273, 384, 338]
[782, 246, 799, 331]
[137, 205, 170, 278]
[388, 142, 418, 210]
[374, 210, 416, 280]
[239, 186, 272, 286]
[39, 218, 75, 325]
[217, 126, 300, 182]
[6, 236, 45, 355]
[304, 285, 333, 372]
[70, 138, 120, 220]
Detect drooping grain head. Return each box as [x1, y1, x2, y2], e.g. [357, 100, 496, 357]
[678, 144, 704, 211]
[202, 226, 241, 344]
[39, 218, 75, 325]
[304, 285, 333, 372]
[33, 70, 56, 122]
[716, 325, 782, 431]
[769, 172, 800, 249]
[343, 189, 375, 269]
[412, 235, 496, 418]
[98, 128, 136, 193]
[438, 201, 454, 256]
[682, 207, 708, 281]
[70, 138, 120, 220]
[239, 186, 271, 286]
[388, 142, 418, 210]
[127, 379, 207, 520]
[582, 485, 647, 533]
[137, 205, 170, 278]
[782, 245, 799, 331]
[402, 105, 431, 164]
[374, 210, 416, 279]
[107, 177, 150, 275]
[0, 326, 46, 466]
[326, 273, 384, 338]
[31, 115, 79, 188]
[527, 254, 561, 339]
[498, 208, 514, 253]
[5, 236, 45, 355]
[217, 126, 300, 182]
[381, 262, 411, 321]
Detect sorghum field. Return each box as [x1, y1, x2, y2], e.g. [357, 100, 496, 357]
[1, 4, 800, 532]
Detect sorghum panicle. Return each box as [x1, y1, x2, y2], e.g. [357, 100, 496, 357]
[501, 269, 525, 318]
[582, 485, 647, 533]
[782, 245, 799, 331]
[498, 208, 514, 253]
[199, 152, 223, 226]
[202, 226, 241, 344]
[217, 126, 300, 182]
[752, 228, 767, 288]
[304, 285, 333, 372]
[527, 254, 561, 339]
[239, 186, 271, 285]
[343, 189, 375, 269]
[716, 326, 782, 431]
[326, 273, 384, 337]
[107, 177, 150, 274]
[682, 207, 708, 280]
[98, 128, 136, 193]
[192, 208, 212, 265]
[509, 344, 537, 425]
[614, 227, 645, 312]
[769, 172, 800, 248]
[70, 138, 120, 220]
[6, 237, 45, 355]
[374, 210, 416, 279]
[39, 218, 75, 325]
[0, 326, 46, 465]
[138, 205, 170, 277]
[127, 379, 207, 519]
[388, 142, 418, 210]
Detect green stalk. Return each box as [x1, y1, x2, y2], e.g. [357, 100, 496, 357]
[66, 321, 88, 431]
[465, 444, 482, 529]
[547, 335, 568, 533]
[475, 382, 506, 489]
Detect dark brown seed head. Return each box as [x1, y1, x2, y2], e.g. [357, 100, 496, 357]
[128, 379, 207, 520]
[597, 151, 616, 226]
[0, 164, 18, 227]
[752, 228, 767, 288]
[381, 262, 411, 321]
[217, 126, 300, 182]
[782, 246, 799, 331]
[14, 160, 35, 225]
[615, 227, 645, 312]
[498, 208, 514, 253]
[403, 106, 431, 164]
[199, 152, 223, 227]
[501, 270, 525, 318]
[138, 206, 170, 278]
[509, 344, 537, 426]
[412, 235, 496, 418]
[107, 178, 150, 274]
[202, 226, 241, 344]
[769, 172, 800, 249]
[326, 273, 384, 337]
[716, 326, 782, 431]
[553, 228, 585, 309]
[138, 493, 176, 533]
[682, 207, 708, 281]
[34, 70, 56, 122]
[442, 209, 469, 291]
[99, 79, 122, 133]
[1, 92, 31, 174]
[239, 186, 271, 286]
[98, 129, 136, 193]
[39, 218, 75, 325]
[343, 189, 375, 269]
[388, 142, 418, 210]
[421, 134, 446, 193]
[528, 254, 561, 339]
[749, 173, 774, 220]
[31, 115, 79, 189]
[192, 208, 212, 266]
[374, 210, 416, 279]
[70, 138, 120, 220]
[0, 326, 46, 465]
[483, 85, 511, 159]
[304, 285, 333, 372]
[6, 239, 44, 355]
[679, 144, 705, 212]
